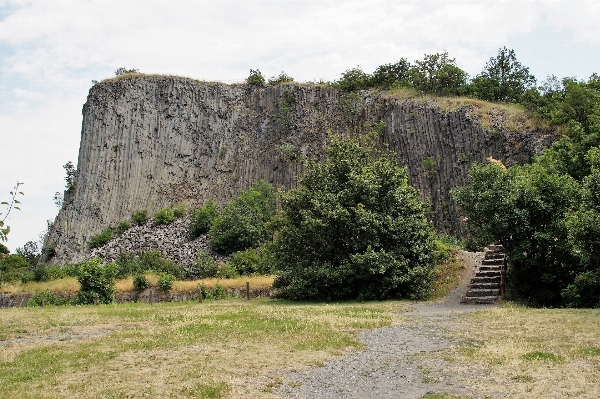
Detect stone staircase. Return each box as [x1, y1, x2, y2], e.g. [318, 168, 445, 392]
[461, 244, 506, 304]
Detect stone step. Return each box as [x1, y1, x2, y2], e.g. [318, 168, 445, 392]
[488, 244, 504, 251]
[470, 282, 500, 290]
[465, 289, 501, 297]
[482, 258, 504, 265]
[480, 265, 501, 272]
[472, 276, 501, 284]
[484, 252, 505, 260]
[461, 296, 498, 304]
[476, 270, 502, 278]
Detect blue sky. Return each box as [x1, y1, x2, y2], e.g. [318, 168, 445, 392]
[1, 0, 599, 252]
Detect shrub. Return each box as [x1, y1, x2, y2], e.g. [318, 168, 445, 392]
[193, 251, 219, 279]
[0, 254, 28, 283]
[268, 71, 294, 85]
[131, 210, 148, 226]
[189, 199, 219, 238]
[76, 258, 117, 305]
[272, 133, 437, 301]
[28, 290, 68, 307]
[116, 221, 130, 236]
[229, 247, 272, 275]
[246, 69, 265, 86]
[157, 273, 175, 293]
[209, 180, 276, 255]
[114, 252, 142, 278]
[198, 283, 228, 300]
[216, 262, 238, 279]
[133, 274, 149, 291]
[172, 204, 186, 218]
[88, 228, 113, 249]
[137, 250, 183, 279]
[153, 208, 175, 225]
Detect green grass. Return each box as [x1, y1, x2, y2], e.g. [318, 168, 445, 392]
[0, 299, 397, 398]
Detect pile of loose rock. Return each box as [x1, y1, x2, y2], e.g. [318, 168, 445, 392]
[88, 217, 228, 269]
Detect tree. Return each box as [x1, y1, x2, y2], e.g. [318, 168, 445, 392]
[470, 47, 536, 102]
[0, 182, 24, 242]
[246, 69, 266, 86]
[411, 52, 469, 95]
[272, 133, 437, 301]
[268, 71, 294, 85]
[63, 161, 76, 191]
[209, 180, 276, 254]
[453, 160, 581, 306]
[336, 66, 372, 91]
[76, 258, 117, 305]
[371, 59, 413, 89]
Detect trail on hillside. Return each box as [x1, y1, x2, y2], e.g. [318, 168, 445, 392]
[277, 251, 496, 399]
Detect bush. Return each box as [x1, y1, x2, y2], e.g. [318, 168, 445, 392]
[229, 247, 272, 275]
[113, 252, 142, 278]
[209, 180, 276, 255]
[133, 274, 149, 291]
[157, 273, 175, 293]
[172, 204, 186, 218]
[268, 71, 294, 85]
[246, 69, 265, 86]
[28, 290, 68, 307]
[272, 133, 437, 301]
[216, 262, 238, 279]
[0, 254, 28, 283]
[189, 199, 219, 238]
[153, 208, 175, 225]
[88, 228, 113, 249]
[131, 210, 148, 226]
[193, 251, 219, 279]
[76, 258, 117, 305]
[116, 221, 130, 236]
[199, 283, 228, 300]
[138, 250, 183, 279]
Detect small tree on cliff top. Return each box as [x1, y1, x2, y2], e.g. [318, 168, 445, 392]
[272, 133, 437, 301]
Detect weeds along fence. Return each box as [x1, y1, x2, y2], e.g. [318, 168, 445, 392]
[0, 284, 272, 308]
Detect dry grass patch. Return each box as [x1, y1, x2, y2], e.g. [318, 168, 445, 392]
[429, 304, 600, 398]
[430, 251, 464, 301]
[0, 278, 80, 295]
[0, 298, 401, 398]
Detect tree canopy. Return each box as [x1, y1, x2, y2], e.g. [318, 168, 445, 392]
[272, 133, 437, 301]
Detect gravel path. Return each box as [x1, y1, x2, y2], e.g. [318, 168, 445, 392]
[277, 251, 494, 399]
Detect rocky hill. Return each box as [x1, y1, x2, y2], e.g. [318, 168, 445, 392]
[44, 74, 556, 264]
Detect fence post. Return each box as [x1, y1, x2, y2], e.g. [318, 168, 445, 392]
[41, 299, 45, 308]
[94, 293, 99, 305]
[246, 282, 250, 300]
[198, 286, 203, 303]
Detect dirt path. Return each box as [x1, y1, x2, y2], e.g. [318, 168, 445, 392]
[277, 251, 494, 399]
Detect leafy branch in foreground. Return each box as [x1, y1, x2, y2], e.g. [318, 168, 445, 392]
[0, 182, 24, 242]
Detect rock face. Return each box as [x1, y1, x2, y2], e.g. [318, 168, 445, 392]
[44, 75, 555, 264]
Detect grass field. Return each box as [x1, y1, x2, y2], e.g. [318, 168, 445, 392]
[418, 304, 600, 399]
[0, 298, 398, 399]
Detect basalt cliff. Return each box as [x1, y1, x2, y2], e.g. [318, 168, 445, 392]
[44, 75, 555, 264]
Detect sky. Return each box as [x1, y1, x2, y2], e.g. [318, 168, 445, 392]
[1, 0, 599, 253]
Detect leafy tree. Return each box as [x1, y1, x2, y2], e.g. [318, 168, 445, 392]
[371, 59, 413, 88]
[246, 69, 266, 86]
[189, 199, 219, 238]
[0, 182, 24, 242]
[411, 52, 468, 95]
[268, 71, 294, 85]
[336, 66, 372, 91]
[63, 161, 76, 191]
[453, 161, 582, 306]
[76, 258, 117, 305]
[272, 133, 437, 301]
[209, 180, 276, 255]
[470, 47, 536, 102]
[0, 243, 8, 255]
[563, 148, 600, 307]
[0, 254, 28, 283]
[16, 240, 40, 266]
